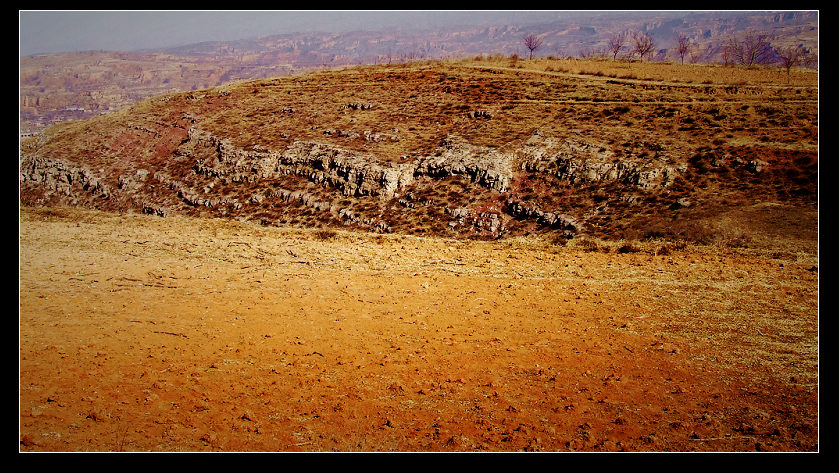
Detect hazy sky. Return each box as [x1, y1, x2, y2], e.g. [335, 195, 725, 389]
[19, 10, 574, 57]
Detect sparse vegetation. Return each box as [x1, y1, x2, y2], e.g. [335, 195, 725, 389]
[313, 228, 338, 240]
[21, 55, 817, 255]
[19, 15, 819, 453]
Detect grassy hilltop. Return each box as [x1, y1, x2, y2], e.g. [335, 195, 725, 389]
[20, 56, 818, 252]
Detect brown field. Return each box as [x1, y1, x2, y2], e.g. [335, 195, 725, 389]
[19, 206, 818, 452]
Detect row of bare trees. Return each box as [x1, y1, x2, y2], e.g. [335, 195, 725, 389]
[720, 30, 817, 75]
[527, 30, 658, 62]
[721, 30, 773, 66]
[606, 31, 655, 61]
[522, 29, 817, 72]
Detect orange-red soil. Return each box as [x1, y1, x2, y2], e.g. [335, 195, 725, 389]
[19, 207, 818, 452]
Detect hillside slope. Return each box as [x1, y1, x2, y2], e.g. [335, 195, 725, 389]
[19, 58, 818, 251]
[19, 11, 818, 136]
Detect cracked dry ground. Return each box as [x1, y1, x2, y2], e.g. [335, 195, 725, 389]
[19, 207, 818, 452]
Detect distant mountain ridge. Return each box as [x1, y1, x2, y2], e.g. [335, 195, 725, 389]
[153, 11, 818, 61]
[20, 11, 818, 135]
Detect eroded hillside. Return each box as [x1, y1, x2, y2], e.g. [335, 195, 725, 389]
[19, 58, 818, 249]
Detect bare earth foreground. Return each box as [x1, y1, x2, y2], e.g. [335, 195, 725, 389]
[19, 206, 818, 452]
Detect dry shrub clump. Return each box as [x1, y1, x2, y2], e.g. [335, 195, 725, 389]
[313, 228, 339, 240]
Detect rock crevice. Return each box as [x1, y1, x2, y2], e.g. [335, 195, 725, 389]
[520, 134, 682, 189]
[188, 128, 513, 198]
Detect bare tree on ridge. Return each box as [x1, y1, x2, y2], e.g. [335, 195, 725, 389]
[523, 34, 544, 59]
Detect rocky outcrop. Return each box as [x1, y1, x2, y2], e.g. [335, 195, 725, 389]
[280, 141, 416, 198]
[445, 206, 507, 238]
[20, 156, 113, 201]
[188, 128, 513, 198]
[188, 127, 415, 198]
[519, 133, 683, 189]
[506, 200, 580, 232]
[20, 125, 697, 240]
[414, 136, 513, 193]
[264, 186, 391, 233]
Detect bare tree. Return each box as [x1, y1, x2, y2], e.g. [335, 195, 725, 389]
[607, 31, 628, 60]
[721, 41, 734, 66]
[800, 49, 818, 69]
[578, 46, 606, 59]
[776, 45, 804, 79]
[578, 46, 595, 59]
[523, 34, 544, 59]
[676, 33, 691, 64]
[689, 46, 706, 64]
[727, 30, 774, 67]
[631, 31, 655, 61]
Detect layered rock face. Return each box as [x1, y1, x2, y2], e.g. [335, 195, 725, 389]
[20, 156, 114, 203]
[414, 136, 513, 193]
[519, 133, 684, 189]
[20, 122, 690, 239]
[188, 128, 513, 198]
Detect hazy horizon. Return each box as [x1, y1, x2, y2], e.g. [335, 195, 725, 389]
[20, 10, 594, 57]
[20, 10, 809, 59]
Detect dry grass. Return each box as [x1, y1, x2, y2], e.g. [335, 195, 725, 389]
[138, 58, 814, 160]
[19, 205, 819, 451]
[21, 57, 818, 250]
[19, 54, 820, 452]
[476, 55, 818, 87]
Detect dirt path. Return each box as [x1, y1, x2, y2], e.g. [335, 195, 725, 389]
[19, 207, 818, 452]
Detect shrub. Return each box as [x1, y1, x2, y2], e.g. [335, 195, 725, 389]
[616, 242, 640, 253]
[313, 228, 338, 240]
[577, 239, 603, 252]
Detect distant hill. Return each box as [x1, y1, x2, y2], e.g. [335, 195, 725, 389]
[20, 11, 818, 135]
